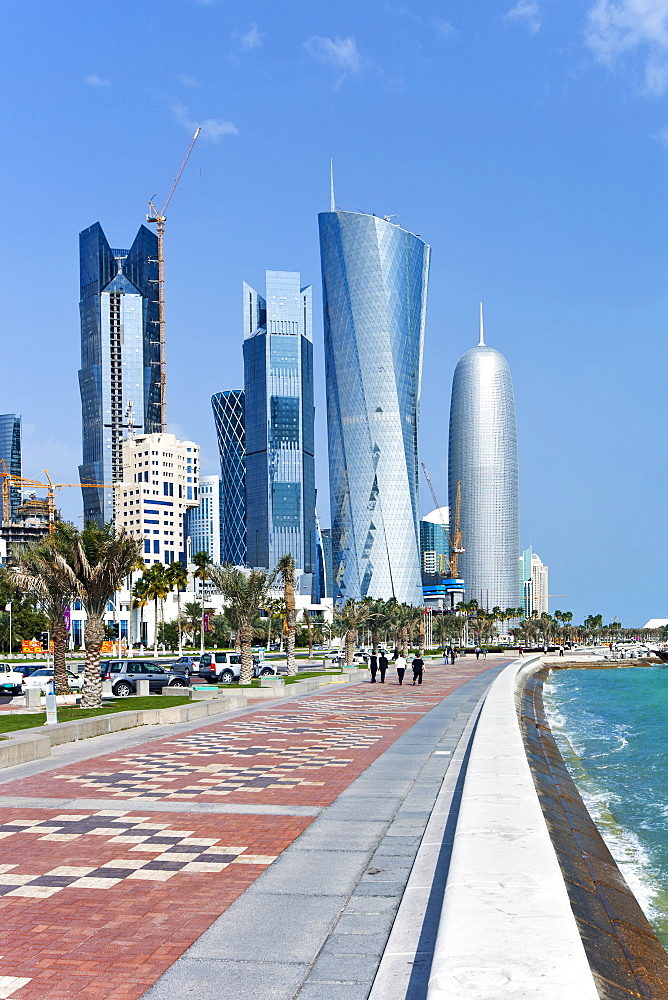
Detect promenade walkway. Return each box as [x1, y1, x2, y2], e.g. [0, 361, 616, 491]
[0, 656, 509, 1000]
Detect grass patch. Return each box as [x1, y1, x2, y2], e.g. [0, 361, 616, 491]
[0, 695, 191, 733]
[215, 669, 353, 690]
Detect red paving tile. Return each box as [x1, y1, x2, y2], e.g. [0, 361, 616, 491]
[0, 658, 505, 999]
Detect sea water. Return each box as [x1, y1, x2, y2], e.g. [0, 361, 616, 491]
[544, 666, 668, 945]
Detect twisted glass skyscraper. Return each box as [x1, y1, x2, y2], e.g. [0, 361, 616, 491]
[448, 316, 519, 610]
[319, 210, 430, 605]
[211, 389, 246, 566]
[78, 223, 160, 525]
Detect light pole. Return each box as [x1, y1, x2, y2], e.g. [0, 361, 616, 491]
[4, 603, 11, 656]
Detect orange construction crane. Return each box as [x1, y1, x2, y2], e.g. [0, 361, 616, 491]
[147, 126, 201, 433]
[420, 463, 465, 578]
[0, 465, 114, 532]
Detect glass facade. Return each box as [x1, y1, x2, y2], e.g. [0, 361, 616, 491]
[420, 519, 449, 586]
[211, 390, 246, 565]
[78, 223, 160, 525]
[186, 475, 222, 563]
[0, 415, 21, 520]
[242, 271, 315, 578]
[448, 342, 519, 611]
[318, 210, 430, 605]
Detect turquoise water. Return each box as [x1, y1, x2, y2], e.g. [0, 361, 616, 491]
[544, 666, 668, 943]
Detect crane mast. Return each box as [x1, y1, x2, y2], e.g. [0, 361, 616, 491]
[147, 126, 201, 433]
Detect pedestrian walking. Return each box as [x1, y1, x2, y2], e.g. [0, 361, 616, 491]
[482, 646, 487, 659]
[518, 645, 524, 657]
[559, 646, 564, 657]
[411, 654, 424, 685]
[369, 653, 378, 683]
[393, 647, 400, 661]
[378, 653, 388, 684]
[475, 646, 481, 660]
[446, 645, 453, 663]
[449, 647, 456, 664]
[395, 654, 407, 685]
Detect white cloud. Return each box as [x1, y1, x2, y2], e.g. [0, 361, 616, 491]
[585, 0, 668, 94]
[173, 102, 238, 141]
[178, 74, 199, 88]
[505, 1, 541, 34]
[652, 122, 668, 143]
[433, 18, 458, 38]
[234, 23, 263, 52]
[304, 35, 368, 82]
[85, 74, 110, 87]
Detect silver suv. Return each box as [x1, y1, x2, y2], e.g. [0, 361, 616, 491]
[198, 652, 278, 684]
[100, 660, 190, 698]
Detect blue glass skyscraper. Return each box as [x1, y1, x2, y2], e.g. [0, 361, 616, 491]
[0, 415, 21, 520]
[243, 271, 315, 579]
[78, 222, 160, 525]
[319, 210, 430, 605]
[211, 389, 246, 565]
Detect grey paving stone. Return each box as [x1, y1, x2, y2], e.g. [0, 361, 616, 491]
[353, 881, 404, 897]
[294, 820, 386, 852]
[187, 893, 345, 962]
[296, 984, 370, 1000]
[335, 911, 396, 936]
[344, 894, 401, 914]
[255, 849, 369, 896]
[321, 932, 388, 957]
[309, 952, 380, 984]
[142, 958, 308, 999]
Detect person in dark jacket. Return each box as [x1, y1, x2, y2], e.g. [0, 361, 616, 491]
[412, 655, 424, 685]
[369, 653, 378, 683]
[378, 653, 388, 683]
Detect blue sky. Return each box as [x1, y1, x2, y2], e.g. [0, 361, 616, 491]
[1, 0, 667, 626]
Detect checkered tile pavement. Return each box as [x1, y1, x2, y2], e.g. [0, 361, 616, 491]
[0, 659, 504, 999]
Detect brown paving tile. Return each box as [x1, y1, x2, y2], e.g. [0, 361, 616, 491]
[0, 658, 503, 1000]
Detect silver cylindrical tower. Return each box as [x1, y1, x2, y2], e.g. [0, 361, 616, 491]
[448, 314, 519, 611]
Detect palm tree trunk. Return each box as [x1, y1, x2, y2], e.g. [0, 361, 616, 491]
[372, 628, 379, 655]
[52, 618, 70, 695]
[153, 597, 159, 657]
[176, 591, 183, 656]
[81, 615, 105, 708]
[127, 602, 133, 658]
[200, 598, 205, 655]
[307, 614, 313, 658]
[345, 628, 355, 666]
[418, 617, 425, 657]
[239, 614, 254, 684]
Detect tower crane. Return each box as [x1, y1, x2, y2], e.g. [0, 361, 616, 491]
[420, 463, 465, 580]
[147, 127, 201, 433]
[0, 463, 114, 532]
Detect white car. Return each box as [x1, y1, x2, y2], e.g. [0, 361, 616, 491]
[0, 663, 24, 696]
[23, 669, 83, 694]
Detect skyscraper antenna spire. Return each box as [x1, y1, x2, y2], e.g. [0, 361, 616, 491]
[478, 301, 485, 346]
[330, 159, 336, 212]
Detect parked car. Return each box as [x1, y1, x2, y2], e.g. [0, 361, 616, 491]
[11, 664, 41, 679]
[0, 663, 24, 696]
[23, 669, 83, 694]
[197, 652, 278, 684]
[168, 655, 200, 675]
[99, 659, 190, 698]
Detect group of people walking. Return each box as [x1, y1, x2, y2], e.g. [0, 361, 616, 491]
[369, 650, 424, 686]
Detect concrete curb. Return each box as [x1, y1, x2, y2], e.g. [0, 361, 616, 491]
[0, 669, 367, 770]
[426, 656, 599, 999]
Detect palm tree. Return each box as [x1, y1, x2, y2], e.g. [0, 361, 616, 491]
[334, 599, 374, 665]
[166, 561, 189, 655]
[181, 601, 203, 646]
[365, 598, 389, 655]
[132, 577, 149, 650]
[277, 554, 297, 675]
[141, 564, 170, 656]
[210, 565, 274, 684]
[14, 524, 78, 695]
[192, 551, 214, 654]
[55, 523, 142, 708]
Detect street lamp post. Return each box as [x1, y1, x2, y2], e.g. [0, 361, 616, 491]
[4, 603, 11, 656]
